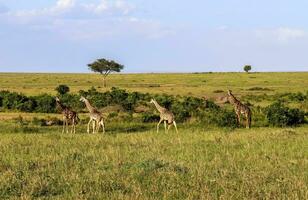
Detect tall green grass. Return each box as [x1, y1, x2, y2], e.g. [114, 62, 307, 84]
[0, 125, 307, 199]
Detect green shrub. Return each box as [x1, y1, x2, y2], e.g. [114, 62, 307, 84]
[34, 94, 56, 113]
[212, 110, 238, 128]
[142, 113, 160, 123]
[55, 85, 70, 95]
[266, 102, 305, 127]
[198, 109, 237, 128]
[108, 112, 118, 118]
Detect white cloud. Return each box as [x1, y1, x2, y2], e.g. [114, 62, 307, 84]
[56, 0, 75, 10]
[255, 27, 306, 42]
[6, 0, 135, 18]
[0, 0, 173, 41]
[82, 0, 135, 15]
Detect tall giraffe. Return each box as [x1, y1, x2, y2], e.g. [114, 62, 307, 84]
[150, 99, 178, 133]
[80, 96, 105, 134]
[227, 90, 251, 128]
[55, 97, 78, 134]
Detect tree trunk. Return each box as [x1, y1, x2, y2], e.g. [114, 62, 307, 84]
[103, 76, 106, 88]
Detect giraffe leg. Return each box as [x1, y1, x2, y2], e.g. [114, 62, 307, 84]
[96, 120, 101, 133]
[71, 119, 75, 134]
[100, 120, 105, 134]
[236, 112, 241, 127]
[173, 121, 178, 133]
[62, 117, 66, 134]
[157, 119, 163, 133]
[65, 119, 69, 134]
[167, 124, 171, 133]
[74, 118, 77, 134]
[92, 120, 96, 134]
[164, 121, 167, 133]
[87, 119, 92, 134]
[246, 113, 251, 129]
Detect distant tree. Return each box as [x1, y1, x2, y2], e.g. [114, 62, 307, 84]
[88, 58, 124, 87]
[244, 65, 252, 73]
[55, 85, 70, 95]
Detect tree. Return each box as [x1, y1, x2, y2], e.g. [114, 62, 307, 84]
[55, 85, 70, 95]
[88, 58, 124, 87]
[244, 65, 252, 73]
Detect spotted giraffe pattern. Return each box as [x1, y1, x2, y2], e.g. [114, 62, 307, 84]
[227, 90, 252, 128]
[150, 99, 178, 133]
[55, 97, 78, 133]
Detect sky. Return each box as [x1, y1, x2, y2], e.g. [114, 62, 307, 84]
[0, 0, 308, 73]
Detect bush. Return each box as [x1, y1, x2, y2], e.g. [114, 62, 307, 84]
[58, 94, 83, 112]
[34, 94, 56, 113]
[266, 102, 305, 127]
[55, 85, 70, 95]
[198, 109, 238, 128]
[142, 113, 160, 123]
[214, 110, 238, 128]
[171, 102, 191, 123]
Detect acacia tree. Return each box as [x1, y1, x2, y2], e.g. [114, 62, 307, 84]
[88, 58, 124, 87]
[243, 65, 252, 73]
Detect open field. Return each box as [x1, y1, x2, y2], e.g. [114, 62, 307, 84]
[0, 126, 307, 199]
[0, 72, 308, 199]
[1, 72, 308, 98]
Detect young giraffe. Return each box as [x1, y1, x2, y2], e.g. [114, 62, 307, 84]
[79, 96, 105, 134]
[227, 90, 251, 128]
[150, 99, 178, 133]
[55, 97, 78, 134]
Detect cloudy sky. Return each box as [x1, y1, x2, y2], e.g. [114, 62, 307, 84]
[0, 0, 307, 72]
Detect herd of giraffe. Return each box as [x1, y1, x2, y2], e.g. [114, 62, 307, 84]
[55, 90, 251, 134]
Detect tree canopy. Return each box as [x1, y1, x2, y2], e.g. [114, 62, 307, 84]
[244, 65, 252, 73]
[88, 58, 124, 87]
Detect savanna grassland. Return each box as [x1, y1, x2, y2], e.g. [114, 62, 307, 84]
[1, 72, 307, 97]
[0, 72, 308, 199]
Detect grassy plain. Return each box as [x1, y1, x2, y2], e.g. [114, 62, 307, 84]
[0, 72, 308, 199]
[0, 125, 307, 199]
[1, 72, 307, 98]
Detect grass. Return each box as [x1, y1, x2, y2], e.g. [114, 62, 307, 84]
[0, 72, 308, 198]
[0, 125, 307, 199]
[1, 72, 308, 97]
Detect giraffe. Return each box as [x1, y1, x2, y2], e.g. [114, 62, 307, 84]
[79, 96, 105, 134]
[227, 90, 251, 128]
[55, 97, 79, 134]
[150, 99, 178, 133]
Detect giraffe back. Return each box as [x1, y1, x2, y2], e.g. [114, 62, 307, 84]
[160, 109, 175, 124]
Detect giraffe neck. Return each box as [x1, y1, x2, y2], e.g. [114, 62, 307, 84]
[229, 93, 241, 105]
[56, 101, 66, 111]
[84, 99, 96, 113]
[153, 101, 165, 113]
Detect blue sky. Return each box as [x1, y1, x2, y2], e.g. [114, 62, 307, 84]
[0, 0, 307, 72]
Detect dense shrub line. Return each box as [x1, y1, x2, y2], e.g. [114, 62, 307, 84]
[0, 87, 306, 127]
[244, 91, 308, 103]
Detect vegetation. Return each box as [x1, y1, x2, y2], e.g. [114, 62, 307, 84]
[1, 85, 307, 127]
[244, 65, 252, 73]
[1, 73, 307, 99]
[55, 84, 70, 95]
[88, 58, 124, 87]
[0, 126, 307, 199]
[266, 101, 305, 127]
[0, 72, 308, 198]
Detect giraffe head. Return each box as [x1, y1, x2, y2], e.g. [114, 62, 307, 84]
[79, 96, 87, 102]
[55, 96, 60, 102]
[150, 99, 156, 104]
[227, 90, 232, 96]
[227, 90, 236, 103]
